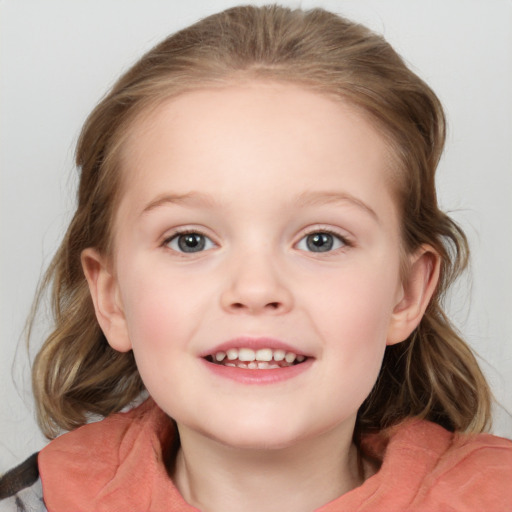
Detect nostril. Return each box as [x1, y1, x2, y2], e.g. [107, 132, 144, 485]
[229, 301, 281, 311]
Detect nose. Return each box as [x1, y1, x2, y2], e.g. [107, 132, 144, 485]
[220, 251, 293, 315]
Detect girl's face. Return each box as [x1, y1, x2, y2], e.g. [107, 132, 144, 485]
[87, 83, 425, 450]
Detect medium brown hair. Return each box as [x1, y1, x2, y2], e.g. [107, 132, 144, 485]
[30, 4, 491, 439]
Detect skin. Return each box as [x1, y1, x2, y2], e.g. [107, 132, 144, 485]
[82, 82, 440, 512]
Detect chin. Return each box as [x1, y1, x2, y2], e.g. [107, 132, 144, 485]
[215, 431, 304, 452]
[200, 415, 321, 452]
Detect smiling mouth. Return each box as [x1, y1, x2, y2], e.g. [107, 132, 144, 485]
[204, 347, 308, 369]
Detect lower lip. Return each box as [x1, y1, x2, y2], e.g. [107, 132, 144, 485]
[201, 358, 314, 385]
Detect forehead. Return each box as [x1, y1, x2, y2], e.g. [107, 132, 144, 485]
[116, 82, 397, 222]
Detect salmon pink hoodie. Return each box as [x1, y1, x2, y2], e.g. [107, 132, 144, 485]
[38, 399, 512, 511]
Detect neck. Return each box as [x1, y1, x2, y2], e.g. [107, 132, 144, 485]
[171, 423, 363, 512]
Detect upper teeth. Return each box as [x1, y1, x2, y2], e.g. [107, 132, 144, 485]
[214, 348, 306, 364]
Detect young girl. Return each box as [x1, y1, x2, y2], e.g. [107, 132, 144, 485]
[1, 4, 511, 511]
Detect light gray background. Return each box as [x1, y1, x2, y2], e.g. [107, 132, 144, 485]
[1, 0, 511, 472]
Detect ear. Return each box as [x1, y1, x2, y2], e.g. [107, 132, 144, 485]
[387, 245, 441, 346]
[81, 248, 132, 352]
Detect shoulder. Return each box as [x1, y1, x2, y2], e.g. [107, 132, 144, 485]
[360, 420, 512, 511]
[386, 418, 512, 467]
[407, 422, 512, 510]
[0, 453, 46, 511]
[432, 429, 512, 490]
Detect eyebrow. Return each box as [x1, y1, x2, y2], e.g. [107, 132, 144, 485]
[141, 190, 379, 222]
[293, 191, 379, 222]
[141, 192, 218, 215]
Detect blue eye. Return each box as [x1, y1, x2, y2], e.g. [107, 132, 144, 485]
[297, 232, 346, 253]
[166, 232, 215, 253]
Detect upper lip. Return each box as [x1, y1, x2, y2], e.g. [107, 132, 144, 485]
[199, 336, 312, 358]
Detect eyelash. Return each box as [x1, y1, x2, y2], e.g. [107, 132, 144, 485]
[161, 227, 353, 254]
[162, 228, 216, 254]
[296, 227, 353, 254]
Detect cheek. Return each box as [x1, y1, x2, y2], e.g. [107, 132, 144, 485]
[124, 283, 173, 345]
[117, 261, 199, 355]
[315, 262, 399, 342]
[118, 271, 197, 404]
[306, 258, 401, 394]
